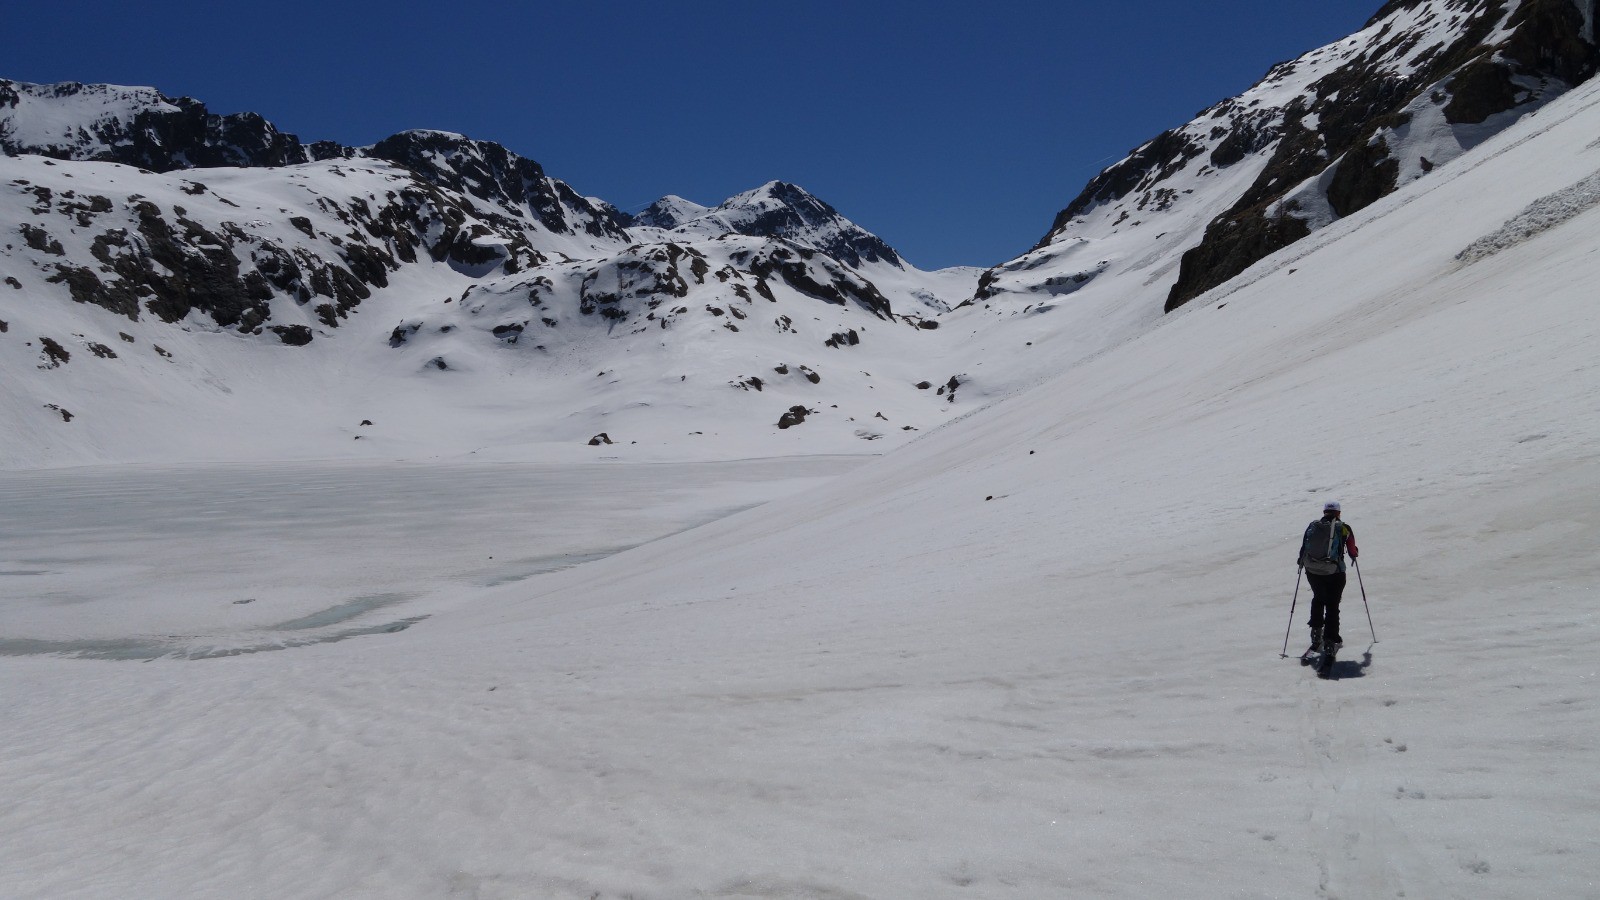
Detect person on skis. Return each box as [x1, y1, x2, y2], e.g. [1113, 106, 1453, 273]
[1298, 500, 1358, 654]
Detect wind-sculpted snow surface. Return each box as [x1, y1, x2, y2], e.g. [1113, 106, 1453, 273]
[2, 51, 1598, 900]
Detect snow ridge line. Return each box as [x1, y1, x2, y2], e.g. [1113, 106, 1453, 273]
[1455, 168, 1600, 264]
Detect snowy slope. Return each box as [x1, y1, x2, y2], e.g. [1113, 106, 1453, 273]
[982, 0, 1597, 314]
[2, 32, 1599, 900]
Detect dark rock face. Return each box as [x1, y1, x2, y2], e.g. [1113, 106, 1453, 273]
[1043, 130, 1206, 243]
[1165, 213, 1312, 313]
[737, 243, 894, 318]
[824, 329, 861, 348]
[366, 131, 628, 241]
[777, 405, 812, 429]
[578, 243, 697, 320]
[1157, 0, 1598, 310]
[0, 81, 313, 171]
[1326, 137, 1400, 218]
[1012, 2, 1599, 314]
[1443, 59, 1524, 124]
[38, 336, 70, 367]
[272, 325, 314, 346]
[727, 182, 903, 269]
[12, 155, 551, 336]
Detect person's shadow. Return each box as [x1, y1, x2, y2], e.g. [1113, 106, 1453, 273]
[1327, 644, 1375, 679]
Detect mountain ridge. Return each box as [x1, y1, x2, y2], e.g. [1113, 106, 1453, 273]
[996, 0, 1598, 312]
[4, 0, 1596, 466]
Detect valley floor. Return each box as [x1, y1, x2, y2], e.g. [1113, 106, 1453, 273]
[0, 449, 1595, 899]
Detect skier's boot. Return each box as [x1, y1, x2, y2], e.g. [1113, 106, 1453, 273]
[1318, 635, 1339, 677]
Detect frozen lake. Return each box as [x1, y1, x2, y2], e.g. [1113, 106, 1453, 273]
[0, 456, 865, 658]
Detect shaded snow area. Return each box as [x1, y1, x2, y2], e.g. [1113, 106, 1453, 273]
[4, 70, 1600, 900]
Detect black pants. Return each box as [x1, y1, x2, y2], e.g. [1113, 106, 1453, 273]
[1306, 571, 1346, 645]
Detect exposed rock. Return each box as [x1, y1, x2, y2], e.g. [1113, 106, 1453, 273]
[777, 405, 812, 429]
[20, 223, 65, 255]
[588, 432, 613, 446]
[367, 130, 628, 241]
[824, 329, 861, 348]
[1161, 0, 1597, 309]
[1327, 137, 1401, 218]
[271, 325, 314, 346]
[0, 80, 314, 171]
[38, 336, 70, 367]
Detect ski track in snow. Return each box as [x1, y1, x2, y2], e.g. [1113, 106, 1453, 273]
[1299, 657, 1438, 900]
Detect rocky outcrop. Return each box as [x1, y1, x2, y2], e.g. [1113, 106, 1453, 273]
[6, 154, 544, 335]
[1, 80, 627, 246]
[1004, 1, 1599, 315]
[366, 131, 628, 241]
[0, 80, 313, 170]
[1161, 0, 1599, 310]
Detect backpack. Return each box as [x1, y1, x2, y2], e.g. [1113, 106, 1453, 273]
[1302, 518, 1343, 575]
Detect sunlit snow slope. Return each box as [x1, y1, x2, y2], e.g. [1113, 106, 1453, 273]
[3, 39, 1598, 900]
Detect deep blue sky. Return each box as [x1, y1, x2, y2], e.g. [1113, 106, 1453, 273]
[4, 1, 1386, 269]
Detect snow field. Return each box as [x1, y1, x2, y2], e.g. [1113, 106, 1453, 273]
[0, 457, 864, 653]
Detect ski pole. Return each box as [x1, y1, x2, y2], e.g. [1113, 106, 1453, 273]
[1354, 558, 1377, 643]
[1280, 566, 1303, 658]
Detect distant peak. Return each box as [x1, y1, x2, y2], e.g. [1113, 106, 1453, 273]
[388, 128, 473, 142]
[630, 195, 712, 229]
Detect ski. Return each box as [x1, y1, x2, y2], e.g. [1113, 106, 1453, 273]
[1299, 645, 1317, 666]
[1317, 644, 1338, 678]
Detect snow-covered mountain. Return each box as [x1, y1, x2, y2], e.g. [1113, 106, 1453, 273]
[0, 154, 985, 466]
[1, 79, 988, 466]
[627, 181, 905, 269]
[979, 0, 1598, 312]
[0, 78, 337, 170]
[3, 0, 1595, 468]
[624, 194, 710, 230]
